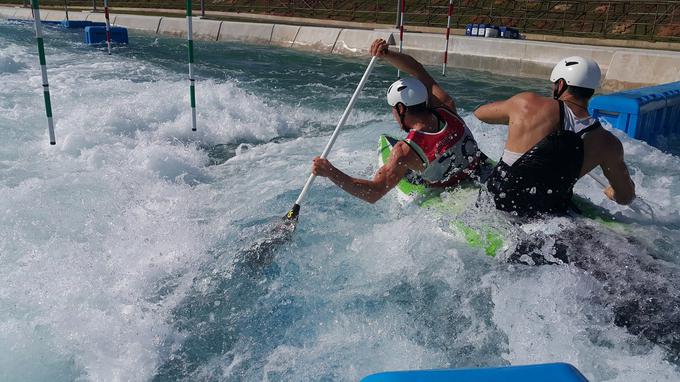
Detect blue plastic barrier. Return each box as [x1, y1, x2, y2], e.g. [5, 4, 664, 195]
[360, 363, 589, 382]
[61, 20, 106, 29]
[84, 26, 129, 44]
[465, 24, 520, 39]
[589, 81, 680, 148]
[500, 26, 520, 39]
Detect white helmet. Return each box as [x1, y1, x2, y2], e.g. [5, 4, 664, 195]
[387, 77, 428, 107]
[550, 56, 601, 89]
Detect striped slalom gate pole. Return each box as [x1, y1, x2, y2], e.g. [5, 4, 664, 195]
[397, 0, 405, 78]
[63, 0, 69, 21]
[186, 0, 197, 131]
[31, 0, 56, 145]
[442, 0, 453, 76]
[104, 0, 112, 55]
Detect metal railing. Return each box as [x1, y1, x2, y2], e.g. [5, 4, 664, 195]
[5, 1, 678, 42]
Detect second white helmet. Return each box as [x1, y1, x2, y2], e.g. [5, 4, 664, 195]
[550, 56, 601, 89]
[387, 77, 428, 107]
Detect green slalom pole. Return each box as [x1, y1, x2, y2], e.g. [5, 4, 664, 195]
[186, 0, 197, 131]
[31, 0, 56, 145]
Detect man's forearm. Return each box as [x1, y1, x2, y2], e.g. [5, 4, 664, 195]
[382, 50, 425, 78]
[326, 167, 386, 204]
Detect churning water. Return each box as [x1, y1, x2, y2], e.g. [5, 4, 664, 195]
[1, 20, 679, 382]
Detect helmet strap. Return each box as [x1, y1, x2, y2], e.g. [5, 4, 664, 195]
[553, 79, 568, 100]
[395, 103, 407, 129]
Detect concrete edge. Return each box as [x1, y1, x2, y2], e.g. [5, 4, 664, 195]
[3, 6, 679, 91]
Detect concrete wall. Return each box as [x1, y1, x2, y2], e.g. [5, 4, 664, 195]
[270, 24, 299, 47]
[333, 29, 393, 56]
[604, 51, 680, 91]
[85, 12, 114, 24]
[158, 17, 222, 41]
[293, 26, 341, 53]
[114, 14, 161, 33]
[11, 8, 33, 20]
[218, 21, 273, 44]
[41, 10, 67, 22]
[3, 6, 679, 91]
[0, 6, 16, 18]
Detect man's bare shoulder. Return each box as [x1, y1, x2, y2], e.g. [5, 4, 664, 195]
[511, 92, 550, 103]
[508, 92, 553, 112]
[392, 141, 424, 168]
[590, 126, 624, 156]
[392, 140, 413, 158]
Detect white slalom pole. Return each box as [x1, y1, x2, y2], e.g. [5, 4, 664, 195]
[186, 0, 197, 131]
[284, 56, 378, 221]
[31, 0, 56, 145]
[104, 0, 111, 55]
[442, 0, 453, 76]
[397, 0, 405, 78]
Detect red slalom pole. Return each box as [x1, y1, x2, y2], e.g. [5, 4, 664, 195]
[397, 0, 405, 77]
[442, 0, 453, 76]
[104, 0, 111, 55]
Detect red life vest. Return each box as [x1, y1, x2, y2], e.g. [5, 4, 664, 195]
[404, 107, 482, 188]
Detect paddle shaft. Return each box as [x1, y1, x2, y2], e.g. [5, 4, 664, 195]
[287, 56, 378, 219]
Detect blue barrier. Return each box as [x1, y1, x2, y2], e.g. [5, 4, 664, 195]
[360, 363, 589, 382]
[589, 81, 680, 149]
[466, 24, 520, 39]
[61, 20, 106, 29]
[84, 26, 129, 45]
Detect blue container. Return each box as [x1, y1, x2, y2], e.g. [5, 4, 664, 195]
[465, 24, 473, 36]
[484, 24, 500, 37]
[471, 23, 479, 37]
[589, 81, 680, 147]
[477, 23, 487, 36]
[61, 20, 106, 29]
[361, 363, 589, 382]
[500, 26, 520, 39]
[84, 26, 129, 44]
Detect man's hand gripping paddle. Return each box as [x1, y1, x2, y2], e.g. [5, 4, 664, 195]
[284, 55, 379, 226]
[588, 173, 656, 221]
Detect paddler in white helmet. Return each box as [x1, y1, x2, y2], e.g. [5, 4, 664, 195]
[311, 38, 485, 203]
[474, 56, 636, 216]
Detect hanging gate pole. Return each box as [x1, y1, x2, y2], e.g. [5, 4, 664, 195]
[186, 0, 197, 131]
[442, 0, 453, 76]
[63, 0, 69, 21]
[104, 0, 112, 54]
[31, 0, 56, 145]
[397, 0, 405, 78]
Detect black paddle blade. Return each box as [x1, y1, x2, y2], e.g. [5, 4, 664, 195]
[237, 205, 300, 267]
[284, 203, 301, 222]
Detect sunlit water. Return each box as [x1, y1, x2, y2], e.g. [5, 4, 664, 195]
[1, 20, 679, 382]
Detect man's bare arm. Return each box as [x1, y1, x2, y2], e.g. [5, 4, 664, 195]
[600, 136, 636, 205]
[474, 100, 510, 125]
[312, 142, 421, 203]
[371, 39, 456, 112]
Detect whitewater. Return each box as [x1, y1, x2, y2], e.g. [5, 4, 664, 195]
[1, 21, 679, 381]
